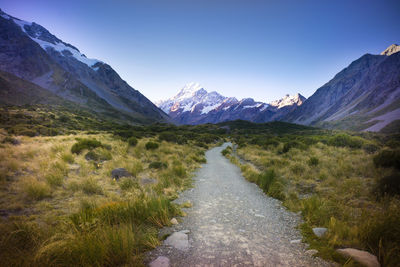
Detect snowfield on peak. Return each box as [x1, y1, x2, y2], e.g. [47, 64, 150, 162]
[9, 16, 102, 68]
[156, 83, 306, 124]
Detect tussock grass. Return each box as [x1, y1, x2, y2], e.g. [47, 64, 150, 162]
[22, 177, 51, 200]
[0, 132, 207, 266]
[230, 137, 400, 266]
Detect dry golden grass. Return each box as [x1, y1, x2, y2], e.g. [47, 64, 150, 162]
[0, 132, 207, 266]
[233, 142, 400, 266]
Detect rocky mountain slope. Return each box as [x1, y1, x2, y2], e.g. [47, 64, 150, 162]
[156, 82, 305, 125]
[0, 9, 168, 124]
[283, 44, 400, 132]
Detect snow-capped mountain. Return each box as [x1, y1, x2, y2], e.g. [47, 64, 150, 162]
[157, 83, 305, 124]
[0, 9, 168, 123]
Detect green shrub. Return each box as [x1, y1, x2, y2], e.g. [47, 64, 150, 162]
[373, 149, 400, 169]
[85, 149, 112, 161]
[221, 146, 232, 156]
[363, 143, 379, 154]
[149, 161, 167, 169]
[119, 178, 138, 190]
[20, 129, 37, 137]
[145, 141, 159, 150]
[375, 173, 400, 197]
[127, 137, 138, 146]
[308, 156, 319, 166]
[194, 141, 208, 149]
[71, 139, 103, 154]
[2, 136, 20, 145]
[327, 134, 364, 149]
[282, 141, 306, 153]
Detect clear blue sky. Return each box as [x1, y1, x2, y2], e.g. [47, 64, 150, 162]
[1, 0, 399, 103]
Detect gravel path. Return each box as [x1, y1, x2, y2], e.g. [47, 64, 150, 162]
[146, 143, 330, 266]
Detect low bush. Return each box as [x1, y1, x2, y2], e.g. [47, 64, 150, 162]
[308, 156, 319, 166]
[71, 139, 103, 154]
[373, 149, 400, 169]
[327, 134, 364, 149]
[363, 143, 379, 154]
[221, 146, 232, 156]
[149, 161, 167, 169]
[145, 141, 159, 150]
[375, 173, 400, 197]
[85, 149, 112, 162]
[127, 137, 138, 146]
[282, 141, 306, 153]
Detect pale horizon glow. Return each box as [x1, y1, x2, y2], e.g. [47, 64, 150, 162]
[1, 0, 399, 103]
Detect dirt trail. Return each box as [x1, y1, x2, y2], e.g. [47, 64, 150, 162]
[147, 143, 330, 266]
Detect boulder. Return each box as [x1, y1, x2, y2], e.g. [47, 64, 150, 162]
[312, 227, 327, 237]
[164, 231, 189, 251]
[337, 248, 380, 267]
[149, 256, 170, 267]
[170, 218, 178, 225]
[111, 168, 132, 180]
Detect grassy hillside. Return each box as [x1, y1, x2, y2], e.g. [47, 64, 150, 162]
[222, 127, 400, 266]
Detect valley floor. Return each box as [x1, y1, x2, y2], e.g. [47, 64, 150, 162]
[146, 143, 329, 266]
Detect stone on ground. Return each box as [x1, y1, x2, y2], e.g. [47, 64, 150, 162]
[312, 227, 327, 237]
[149, 256, 170, 267]
[111, 168, 132, 180]
[164, 231, 189, 251]
[170, 218, 178, 225]
[337, 248, 380, 267]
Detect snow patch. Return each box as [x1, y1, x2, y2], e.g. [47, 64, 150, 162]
[12, 18, 101, 68]
[1, 14, 10, 20]
[31, 37, 101, 68]
[259, 104, 269, 112]
[243, 104, 259, 109]
[201, 103, 221, 114]
[13, 18, 31, 33]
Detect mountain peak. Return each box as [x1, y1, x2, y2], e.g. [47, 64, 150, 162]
[380, 44, 400, 56]
[180, 82, 203, 93]
[269, 93, 306, 108]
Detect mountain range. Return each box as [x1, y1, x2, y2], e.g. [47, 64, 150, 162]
[156, 83, 306, 125]
[0, 8, 399, 133]
[0, 8, 168, 124]
[157, 45, 400, 132]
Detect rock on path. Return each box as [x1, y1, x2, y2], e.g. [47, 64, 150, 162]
[146, 143, 330, 266]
